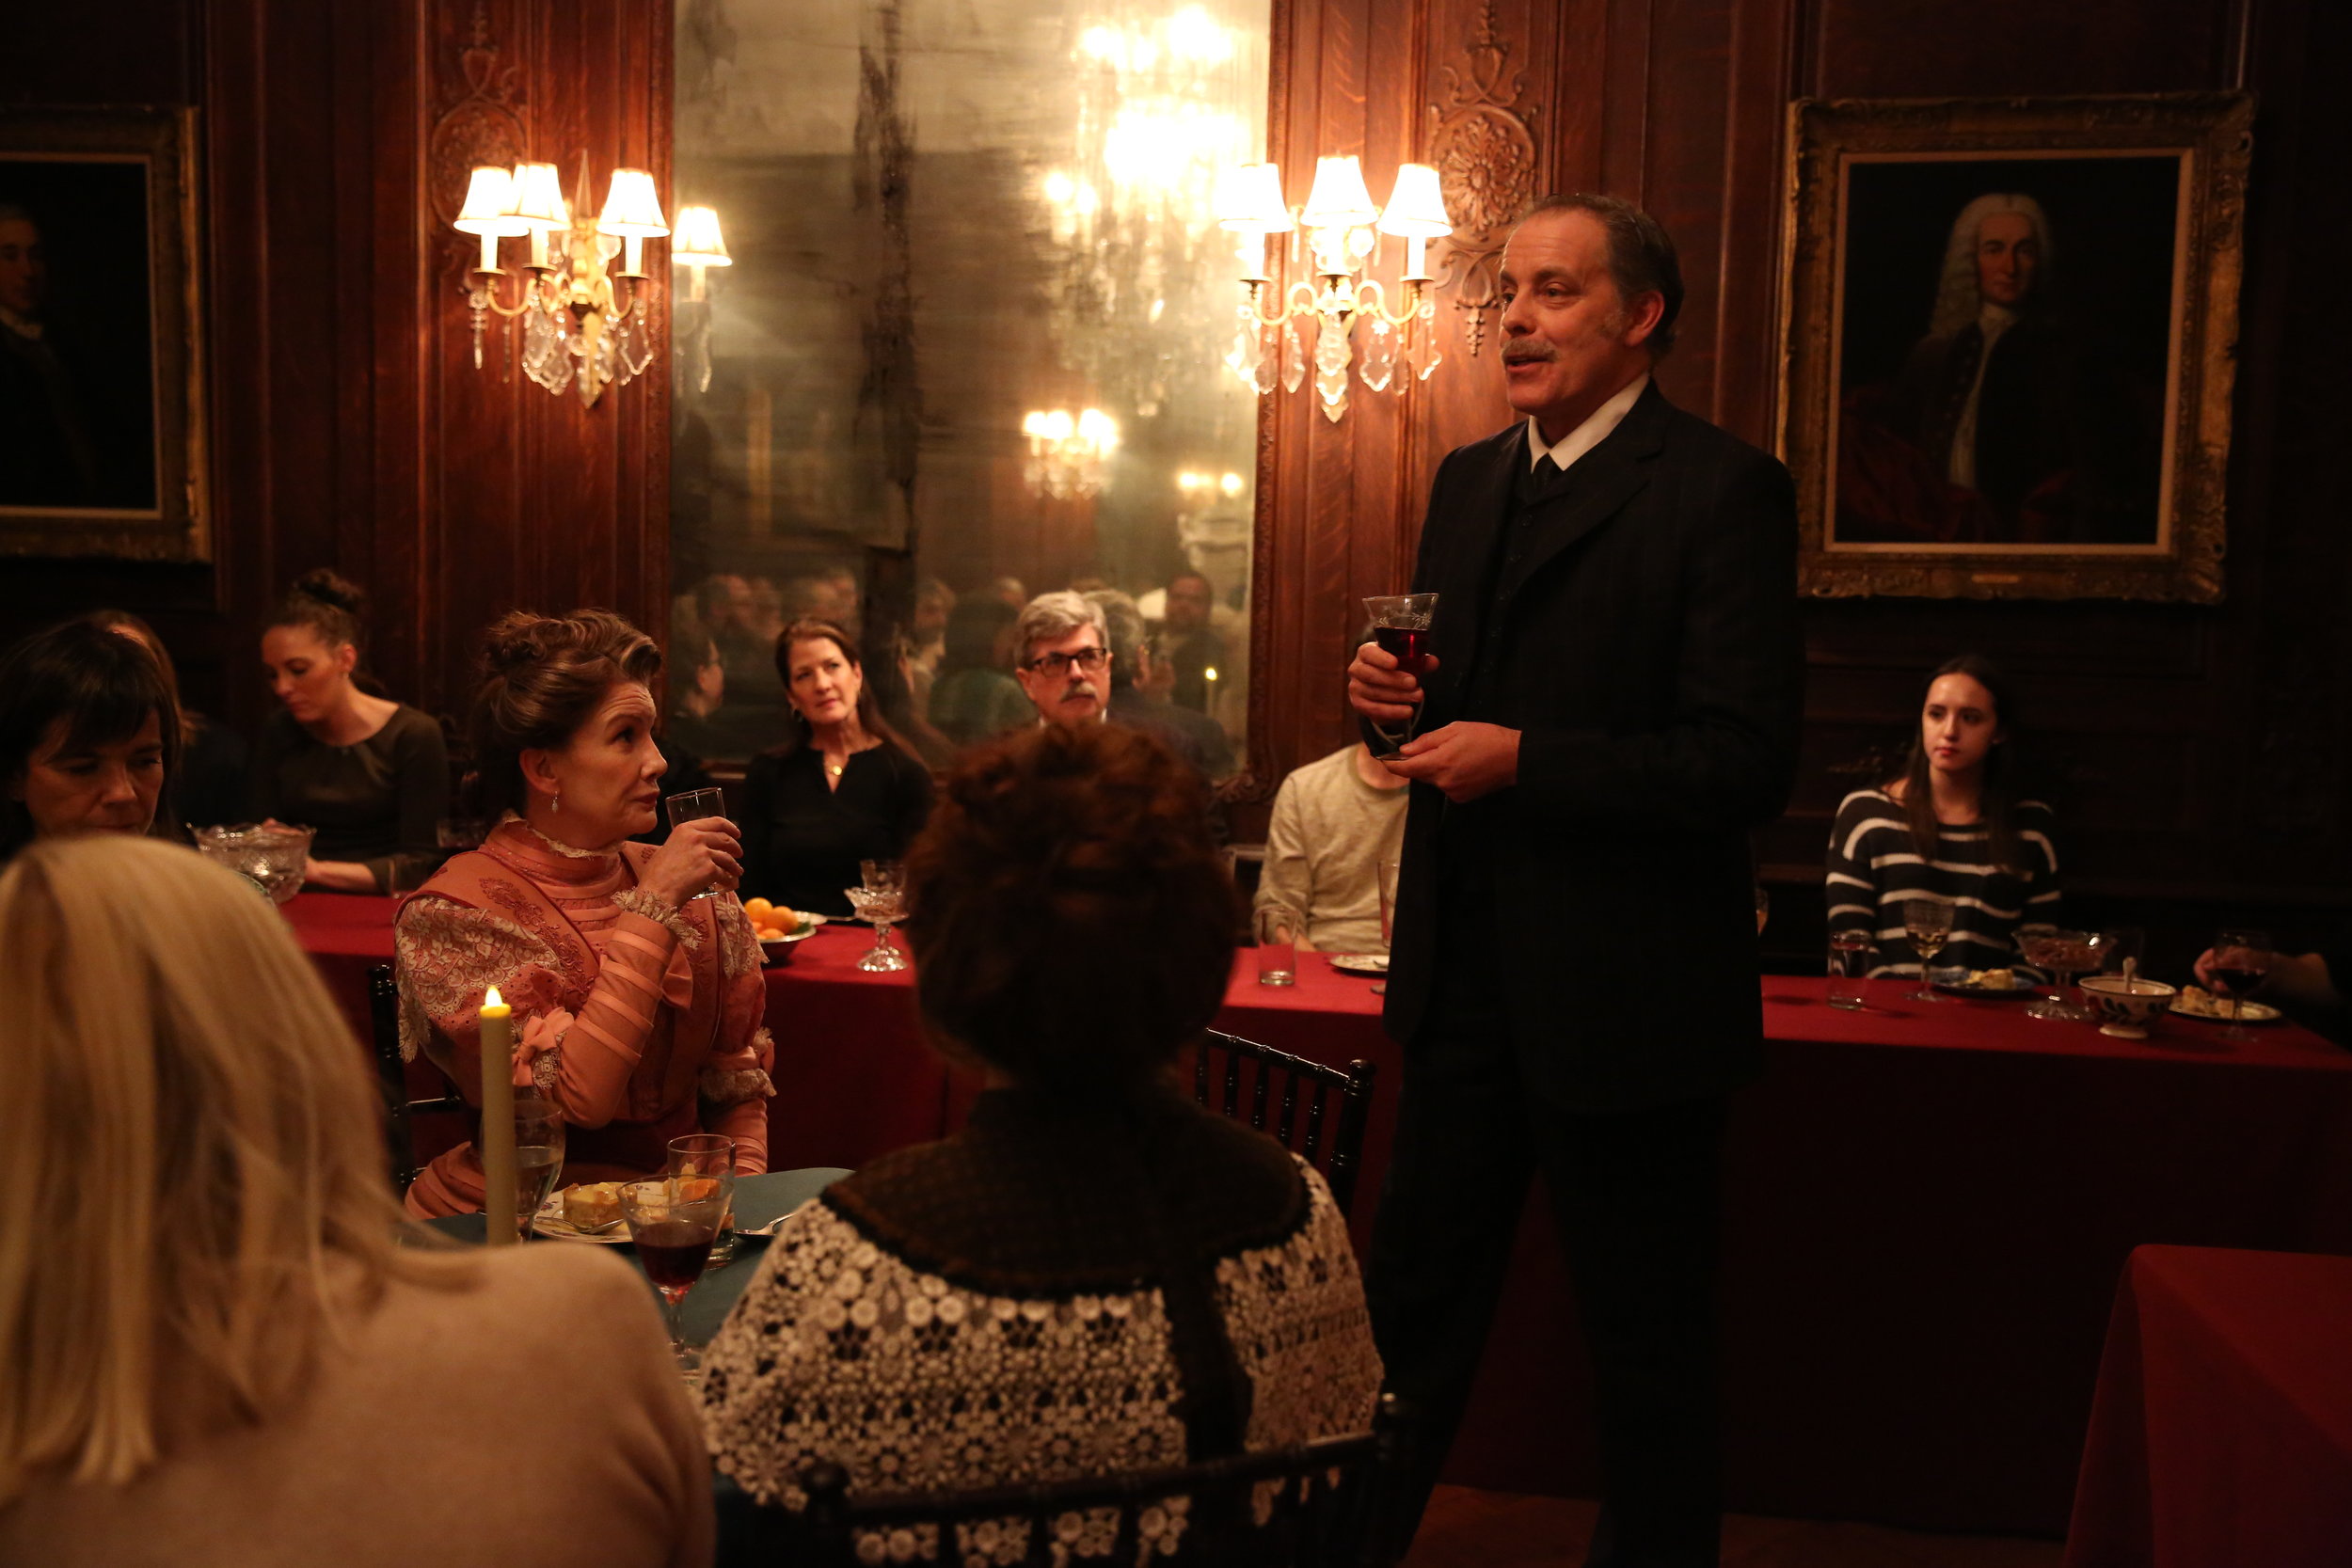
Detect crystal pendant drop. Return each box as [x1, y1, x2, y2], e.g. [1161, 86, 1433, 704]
[1253, 323, 1280, 396]
[1281, 319, 1308, 395]
[1409, 296, 1444, 381]
[1226, 310, 1264, 390]
[1358, 317, 1398, 392]
[1313, 314, 1350, 421]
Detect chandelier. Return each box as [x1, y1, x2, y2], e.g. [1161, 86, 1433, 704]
[1216, 156, 1454, 421]
[453, 161, 722, 407]
[1022, 408, 1121, 499]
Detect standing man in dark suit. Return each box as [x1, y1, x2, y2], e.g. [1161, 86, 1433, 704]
[1348, 193, 1803, 1565]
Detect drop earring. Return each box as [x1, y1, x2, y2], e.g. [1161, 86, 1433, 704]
[552, 789, 562, 816]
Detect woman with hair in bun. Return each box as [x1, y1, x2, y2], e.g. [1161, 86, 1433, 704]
[251, 569, 448, 893]
[393, 609, 773, 1219]
[702, 723, 1381, 1528]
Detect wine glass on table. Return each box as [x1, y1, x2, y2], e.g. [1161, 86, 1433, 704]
[1903, 898, 1954, 1004]
[622, 1172, 733, 1376]
[668, 1132, 738, 1268]
[2209, 927, 2273, 1042]
[512, 1099, 565, 1242]
[843, 883, 909, 972]
[663, 787, 732, 900]
[1361, 594, 1439, 762]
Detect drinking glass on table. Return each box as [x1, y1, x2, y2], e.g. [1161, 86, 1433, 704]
[1255, 905, 1298, 987]
[1361, 594, 1439, 762]
[2209, 927, 2273, 1042]
[512, 1099, 565, 1242]
[663, 787, 731, 899]
[622, 1173, 733, 1376]
[2021, 927, 2099, 1022]
[667, 1132, 738, 1268]
[842, 884, 909, 972]
[1903, 898, 1954, 1003]
[1373, 857, 1400, 996]
[860, 858, 905, 895]
[1754, 883, 1771, 937]
[1827, 928, 1873, 1011]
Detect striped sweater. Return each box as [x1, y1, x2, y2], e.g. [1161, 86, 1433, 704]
[1824, 788, 2062, 978]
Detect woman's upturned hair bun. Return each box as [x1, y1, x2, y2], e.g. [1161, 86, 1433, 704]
[271, 568, 370, 652]
[464, 610, 662, 820]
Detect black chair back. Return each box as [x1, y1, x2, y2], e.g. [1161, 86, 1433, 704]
[367, 962, 467, 1193]
[1192, 1030, 1375, 1217]
[717, 1394, 1411, 1568]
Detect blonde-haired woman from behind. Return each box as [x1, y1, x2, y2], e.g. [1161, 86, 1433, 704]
[0, 834, 712, 1568]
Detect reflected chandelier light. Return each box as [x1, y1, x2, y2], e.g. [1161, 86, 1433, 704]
[1022, 408, 1120, 499]
[453, 160, 703, 406]
[1216, 156, 1454, 421]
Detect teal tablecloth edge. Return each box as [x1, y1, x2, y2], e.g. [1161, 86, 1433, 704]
[408, 1166, 849, 1345]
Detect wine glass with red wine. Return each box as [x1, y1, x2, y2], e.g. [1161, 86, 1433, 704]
[621, 1174, 735, 1374]
[2209, 927, 2272, 1042]
[1362, 594, 1440, 761]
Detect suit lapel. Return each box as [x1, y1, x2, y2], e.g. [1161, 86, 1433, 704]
[1495, 381, 1672, 604]
[1422, 424, 1522, 720]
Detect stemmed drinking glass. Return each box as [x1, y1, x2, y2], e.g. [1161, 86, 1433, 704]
[2209, 927, 2273, 1042]
[2020, 927, 2100, 1022]
[668, 1132, 738, 1268]
[844, 860, 909, 973]
[622, 1172, 734, 1375]
[663, 787, 730, 900]
[1903, 898, 1954, 1003]
[512, 1099, 565, 1243]
[1362, 594, 1439, 762]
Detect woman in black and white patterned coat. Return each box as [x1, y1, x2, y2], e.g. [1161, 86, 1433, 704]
[700, 722, 1382, 1521]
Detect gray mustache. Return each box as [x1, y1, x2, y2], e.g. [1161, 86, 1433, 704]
[1501, 345, 1556, 364]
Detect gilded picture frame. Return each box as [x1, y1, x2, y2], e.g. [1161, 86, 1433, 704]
[1778, 93, 2252, 601]
[0, 105, 209, 562]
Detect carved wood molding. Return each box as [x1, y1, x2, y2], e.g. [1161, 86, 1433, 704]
[1426, 0, 1538, 357]
[426, 2, 528, 257]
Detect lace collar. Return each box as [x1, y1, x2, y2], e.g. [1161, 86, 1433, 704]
[486, 814, 627, 886]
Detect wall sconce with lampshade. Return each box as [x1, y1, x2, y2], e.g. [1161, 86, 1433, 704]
[452, 161, 730, 407]
[1216, 156, 1454, 421]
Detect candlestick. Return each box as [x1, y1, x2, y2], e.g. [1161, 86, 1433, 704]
[478, 986, 516, 1246]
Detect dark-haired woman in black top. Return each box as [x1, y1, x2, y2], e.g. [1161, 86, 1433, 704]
[739, 619, 932, 917]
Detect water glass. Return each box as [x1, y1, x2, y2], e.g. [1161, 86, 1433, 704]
[1827, 928, 1873, 1010]
[664, 788, 730, 899]
[667, 1133, 738, 1267]
[860, 859, 905, 895]
[512, 1099, 565, 1242]
[1255, 906, 1298, 987]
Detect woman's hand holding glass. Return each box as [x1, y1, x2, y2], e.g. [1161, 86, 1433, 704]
[636, 815, 742, 909]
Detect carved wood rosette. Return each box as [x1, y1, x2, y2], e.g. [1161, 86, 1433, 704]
[426, 2, 528, 263]
[1426, 1, 1538, 357]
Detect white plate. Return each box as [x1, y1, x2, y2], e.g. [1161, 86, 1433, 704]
[1327, 953, 1389, 976]
[532, 1190, 630, 1243]
[2169, 998, 2281, 1024]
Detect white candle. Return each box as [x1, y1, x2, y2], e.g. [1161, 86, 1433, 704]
[478, 987, 516, 1247]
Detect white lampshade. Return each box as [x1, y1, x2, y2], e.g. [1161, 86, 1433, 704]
[1215, 163, 1294, 233]
[1076, 407, 1120, 453]
[670, 204, 733, 265]
[509, 162, 570, 230]
[597, 167, 670, 238]
[453, 166, 529, 236]
[1299, 155, 1378, 230]
[1376, 164, 1454, 239]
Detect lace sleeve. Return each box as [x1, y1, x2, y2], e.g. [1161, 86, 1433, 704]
[1216, 1163, 1386, 1452]
[393, 895, 566, 1069]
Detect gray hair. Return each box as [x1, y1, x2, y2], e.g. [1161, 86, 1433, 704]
[1083, 590, 1146, 689]
[1928, 193, 2054, 338]
[1015, 591, 1107, 667]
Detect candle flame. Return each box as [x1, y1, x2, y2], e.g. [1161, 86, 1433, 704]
[1204, 667, 1219, 682]
[485, 986, 504, 1007]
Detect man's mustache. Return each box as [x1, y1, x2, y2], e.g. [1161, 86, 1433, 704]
[1501, 342, 1557, 365]
[1062, 681, 1099, 700]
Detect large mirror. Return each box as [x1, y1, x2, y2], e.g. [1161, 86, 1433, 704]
[668, 0, 1270, 780]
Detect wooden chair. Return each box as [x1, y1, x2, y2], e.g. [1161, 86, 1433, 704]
[367, 962, 467, 1193]
[716, 1394, 1413, 1568]
[1192, 1030, 1376, 1218]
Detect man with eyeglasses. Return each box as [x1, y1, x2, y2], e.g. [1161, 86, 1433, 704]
[1011, 591, 1115, 728]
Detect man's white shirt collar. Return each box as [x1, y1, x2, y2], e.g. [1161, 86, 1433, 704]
[1527, 372, 1648, 473]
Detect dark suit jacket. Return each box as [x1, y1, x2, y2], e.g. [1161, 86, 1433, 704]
[1380, 381, 1804, 1113]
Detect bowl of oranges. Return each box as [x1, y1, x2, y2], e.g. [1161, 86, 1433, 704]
[742, 897, 822, 965]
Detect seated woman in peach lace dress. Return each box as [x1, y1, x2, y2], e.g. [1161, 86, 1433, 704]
[396, 610, 775, 1218]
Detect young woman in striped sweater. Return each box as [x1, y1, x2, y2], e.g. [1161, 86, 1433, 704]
[1825, 655, 2061, 983]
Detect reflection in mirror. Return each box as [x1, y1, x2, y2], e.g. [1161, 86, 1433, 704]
[668, 0, 1270, 787]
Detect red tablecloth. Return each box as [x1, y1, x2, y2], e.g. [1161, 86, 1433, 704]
[2065, 1245, 2352, 1568]
[289, 896, 2352, 1535]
